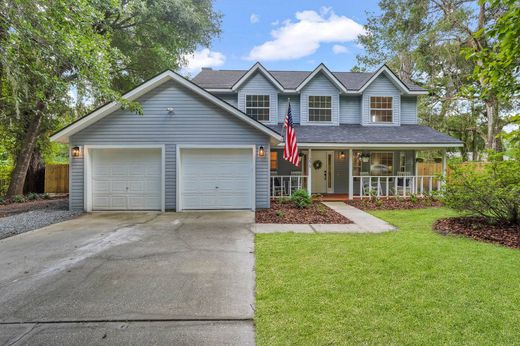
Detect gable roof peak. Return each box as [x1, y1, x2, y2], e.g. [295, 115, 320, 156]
[230, 62, 284, 91]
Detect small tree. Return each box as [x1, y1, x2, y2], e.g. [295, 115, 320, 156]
[442, 150, 520, 224]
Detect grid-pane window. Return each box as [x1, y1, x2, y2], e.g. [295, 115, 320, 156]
[370, 152, 394, 176]
[270, 151, 278, 171]
[308, 96, 332, 122]
[246, 95, 270, 121]
[370, 96, 393, 123]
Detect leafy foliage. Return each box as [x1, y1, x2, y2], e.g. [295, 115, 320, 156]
[442, 150, 520, 224]
[290, 189, 312, 209]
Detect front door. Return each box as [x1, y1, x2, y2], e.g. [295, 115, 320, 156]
[311, 151, 334, 194]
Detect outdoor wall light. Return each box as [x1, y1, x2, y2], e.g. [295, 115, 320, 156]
[361, 152, 370, 163]
[258, 145, 265, 157]
[166, 107, 175, 114]
[339, 151, 346, 159]
[71, 146, 80, 157]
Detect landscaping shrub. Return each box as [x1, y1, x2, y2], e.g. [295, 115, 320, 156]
[11, 195, 26, 203]
[442, 150, 520, 224]
[0, 165, 12, 196]
[290, 189, 312, 209]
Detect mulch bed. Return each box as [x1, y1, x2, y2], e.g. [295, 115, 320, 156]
[0, 196, 68, 218]
[256, 200, 352, 224]
[345, 197, 443, 211]
[433, 216, 520, 249]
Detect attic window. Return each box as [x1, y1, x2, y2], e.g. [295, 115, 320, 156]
[246, 95, 270, 122]
[370, 96, 393, 123]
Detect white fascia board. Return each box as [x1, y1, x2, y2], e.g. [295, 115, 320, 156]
[231, 62, 284, 92]
[357, 65, 428, 95]
[206, 88, 235, 93]
[276, 142, 463, 149]
[52, 70, 283, 143]
[295, 64, 348, 93]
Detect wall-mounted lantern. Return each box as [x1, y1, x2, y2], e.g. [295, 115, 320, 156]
[258, 145, 265, 157]
[71, 146, 81, 157]
[339, 151, 346, 160]
[361, 152, 370, 163]
[166, 107, 175, 114]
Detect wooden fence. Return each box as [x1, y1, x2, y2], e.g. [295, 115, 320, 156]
[44, 164, 69, 193]
[417, 161, 488, 176]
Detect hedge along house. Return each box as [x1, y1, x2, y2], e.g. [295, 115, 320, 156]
[52, 64, 462, 212]
[51, 70, 282, 212]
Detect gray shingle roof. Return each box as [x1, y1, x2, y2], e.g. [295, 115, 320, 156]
[267, 124, 462, 145]
[191, 69, 426, 92]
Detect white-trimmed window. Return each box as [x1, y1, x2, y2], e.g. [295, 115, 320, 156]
[370, 152, 394, 176]
[308, 96, 332, 122]
[246, 95, 270, 121]
[370, 96, 393, 123]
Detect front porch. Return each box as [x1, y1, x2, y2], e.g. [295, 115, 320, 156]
[269, 148, 446, 199]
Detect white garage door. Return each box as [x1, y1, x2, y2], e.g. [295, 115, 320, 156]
[180, 148, 253, 210]
[91, 148, 162, 210]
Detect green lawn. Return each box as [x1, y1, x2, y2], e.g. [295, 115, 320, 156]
[255, 208, 520, 345]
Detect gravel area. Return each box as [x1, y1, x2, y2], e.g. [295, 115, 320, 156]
[0, 199, 83, 240]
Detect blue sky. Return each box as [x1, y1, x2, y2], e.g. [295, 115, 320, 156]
[183, 0, 381, 74]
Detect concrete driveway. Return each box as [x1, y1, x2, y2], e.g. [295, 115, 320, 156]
[0, 211, 256, 345]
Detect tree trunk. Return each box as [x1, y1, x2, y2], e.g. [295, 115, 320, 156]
[484, 97, 498, 151]
[23, 148, 45, 194]
[6, 112, 43, 197]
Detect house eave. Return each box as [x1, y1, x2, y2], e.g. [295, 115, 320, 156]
[276, 142, 463, 149]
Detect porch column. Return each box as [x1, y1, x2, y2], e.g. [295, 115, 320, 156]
[442, 149, 447, 178]
[348, 149, 353, 200]
[307, 148, 312, 195]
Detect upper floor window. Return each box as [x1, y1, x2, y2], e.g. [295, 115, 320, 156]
[370, 96, 393, 123]
[308, 96, 332, 122]
[246, 95, 270, 122]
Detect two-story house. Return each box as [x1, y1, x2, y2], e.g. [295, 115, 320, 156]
[51, 63, 461, 212]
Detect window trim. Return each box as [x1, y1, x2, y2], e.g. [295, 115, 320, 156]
[308, 95, 333, 123]
[245, 94, 270, 122]
[369, 96, 393, 123]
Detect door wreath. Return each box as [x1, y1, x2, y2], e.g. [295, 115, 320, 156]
[313, 160, 322, 170]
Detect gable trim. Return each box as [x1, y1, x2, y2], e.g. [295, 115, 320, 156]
[357, 65, 428, 95]
[296, 64, 348, 93]
[51, 70, 283, 143]
[231, 62, 284, 92]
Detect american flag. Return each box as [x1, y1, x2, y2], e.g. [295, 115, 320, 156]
[283, 101, 300, 167]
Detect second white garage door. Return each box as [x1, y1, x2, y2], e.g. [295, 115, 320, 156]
[180, 148, 254, 210]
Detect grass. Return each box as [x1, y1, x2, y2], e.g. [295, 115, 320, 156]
[255, 208, 520, 345]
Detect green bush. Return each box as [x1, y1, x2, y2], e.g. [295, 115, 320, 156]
[12, 195, 26, 203]
[291, 189, 312, 209]
[0, 165, 12, 196]
[27, 192, 39, 200]
[442, 150, 520, 224]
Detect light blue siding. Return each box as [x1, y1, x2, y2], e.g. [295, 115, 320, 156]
[361, 74, 401, 126]
[237, 72, 279, 125]
[339, 96, 362, 124]
[278, 95, 300, 124]
[216, 93, 237, 108]
[70, 80, 271, 210]
[400, 96, 418, 124]
[300, 73, 340, 126]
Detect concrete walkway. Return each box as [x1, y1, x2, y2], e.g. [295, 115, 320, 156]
[254, 202, 395, 234]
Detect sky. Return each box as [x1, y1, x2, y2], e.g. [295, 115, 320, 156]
[183, 0, 381, 75]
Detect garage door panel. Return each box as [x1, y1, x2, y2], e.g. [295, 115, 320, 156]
[92, 148, 162, 211]
[180, 148, 253, 210]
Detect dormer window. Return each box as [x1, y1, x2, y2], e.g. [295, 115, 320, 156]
[370, 96, 393, 123]
[246, 95, 270, 122]
[308, 96, 332, 122]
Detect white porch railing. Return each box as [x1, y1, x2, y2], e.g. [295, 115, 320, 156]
[270, 175, 308, 197]
[353, 175, 441, 198]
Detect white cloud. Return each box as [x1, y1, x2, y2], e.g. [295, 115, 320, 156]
[182, 48, 225, 74]
[246, 7, 364, 61]
[250, 13, 260, 24]
[332, 44, 348, 54]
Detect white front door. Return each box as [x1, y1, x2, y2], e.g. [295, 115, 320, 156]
[91, 148, 162, 210]
[311, 151, 334, 194]
[180, 148, 254, 210]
